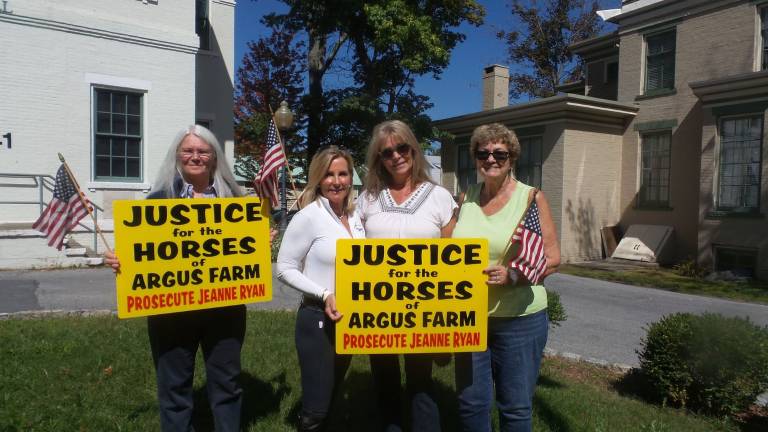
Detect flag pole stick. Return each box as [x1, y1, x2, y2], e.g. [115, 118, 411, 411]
[57, 153, 113, 252]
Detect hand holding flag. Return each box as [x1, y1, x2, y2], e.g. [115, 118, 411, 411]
[506, 191, 548, 285]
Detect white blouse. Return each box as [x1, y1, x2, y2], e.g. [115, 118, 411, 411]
[276, 196, 366, 299]
[357, 182, 457, 239]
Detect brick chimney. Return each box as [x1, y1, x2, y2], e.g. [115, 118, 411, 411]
[482, 65, 509, 110]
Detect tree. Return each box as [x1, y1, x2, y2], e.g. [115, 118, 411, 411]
[264, 1, 350, 161]
[498, 0, 602, 99]
[260, 0, 485, 162]
[234, 24, 305, 179]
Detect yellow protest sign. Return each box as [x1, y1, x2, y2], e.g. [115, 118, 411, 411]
[113, 197, 272, 318]
[335, 238, 489, 354]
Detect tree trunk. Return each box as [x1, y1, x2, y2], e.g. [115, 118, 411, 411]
[307, 27, 326, 162]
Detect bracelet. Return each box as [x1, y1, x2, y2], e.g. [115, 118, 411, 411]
[507, 268, 519, 285]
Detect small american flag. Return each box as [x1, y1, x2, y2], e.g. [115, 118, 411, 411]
[253, 120, 285, 206]
[508, 198, 547, 285]
[32, 165, 91, 250]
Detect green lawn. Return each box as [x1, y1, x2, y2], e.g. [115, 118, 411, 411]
[0, 312, 756, 431]
[559, 264, 768, 304]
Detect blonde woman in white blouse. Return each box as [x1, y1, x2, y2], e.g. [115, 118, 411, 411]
[357, 120, 457, 432]
[276, 146, 365, 432]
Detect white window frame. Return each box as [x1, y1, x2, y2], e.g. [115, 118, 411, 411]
[85, 73, 151, 191]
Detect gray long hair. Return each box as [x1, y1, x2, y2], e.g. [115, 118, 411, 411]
[153, 125, 243, 197]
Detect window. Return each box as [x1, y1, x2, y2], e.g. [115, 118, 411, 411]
[94, 89, 143, 181]
[456, 143, 476, 194]
[645, 30, 676, 94]
[604, 61, 619, 85]
[714, 246, 757, 277]
[639, 132, 671, 207]
[516, 135, 542, 189]
[196, 0, 210, 50]
[762, 7, 768, 70]
[717, 115, 763, 212]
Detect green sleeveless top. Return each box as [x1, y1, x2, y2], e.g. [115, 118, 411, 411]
[452, 181, 547, 318]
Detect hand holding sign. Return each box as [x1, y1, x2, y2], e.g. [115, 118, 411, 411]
[335, 238, 489, 354]
[113, 197, 273, 318]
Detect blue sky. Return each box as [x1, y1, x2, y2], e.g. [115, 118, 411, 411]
[235, 0, 620, 121]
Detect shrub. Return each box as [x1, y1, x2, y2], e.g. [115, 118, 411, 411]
[672, 258, 709, 279]
[637, 312, 768, 417]
[546, 289, 567, 327]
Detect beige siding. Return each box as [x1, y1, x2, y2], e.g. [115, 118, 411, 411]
[560, 125, 622, 261]
[616, 2, 758, 262]
[540, 124, 565, 244]
[698, 110, 768, 279]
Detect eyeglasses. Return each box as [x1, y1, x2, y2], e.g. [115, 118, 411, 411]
[380, 143, 411, 160]
[179, 149, 214, 161]
[474, 150, 510, 161]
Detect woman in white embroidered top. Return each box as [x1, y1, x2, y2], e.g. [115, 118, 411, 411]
[276, 146, 365, 432]
[357, 120, 457, 432]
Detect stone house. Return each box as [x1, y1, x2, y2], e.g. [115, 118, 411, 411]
[436, 0, 768, 279]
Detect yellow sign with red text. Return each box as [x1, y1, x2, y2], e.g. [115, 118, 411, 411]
[335, 238, 488, 354]
[113, 197, 272, 318]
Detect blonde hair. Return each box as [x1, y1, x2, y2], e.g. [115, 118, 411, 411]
[154, 124, 243, 197]
[469, 123, 521, 164]
[363, 120, 432, 196]
[299, 146, 356, 214]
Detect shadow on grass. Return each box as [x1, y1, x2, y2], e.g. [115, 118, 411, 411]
[534, 394, 572, 432]
[537, 374, 567, 390]
[190, 371, 291, 431]
[322, 362, 462, 431]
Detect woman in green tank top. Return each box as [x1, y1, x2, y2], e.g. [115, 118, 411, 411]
[452, 123, 560, 432]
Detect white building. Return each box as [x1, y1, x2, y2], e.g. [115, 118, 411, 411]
[0, 0, 236, 268]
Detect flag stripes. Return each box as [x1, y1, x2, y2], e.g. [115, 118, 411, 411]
[32, 165, 90, 250]
[508, 199, 547, 285]
[253, 120, 285, 206]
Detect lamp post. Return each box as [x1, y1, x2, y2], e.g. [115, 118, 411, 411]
[273, 100, 294, 232]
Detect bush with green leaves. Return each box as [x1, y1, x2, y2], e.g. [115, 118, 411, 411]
[546, 289, 567, 327]
[672, 258, 709, 279]
[637, 312, 768, 417]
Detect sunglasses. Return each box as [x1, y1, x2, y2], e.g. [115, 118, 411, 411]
[380, 143, 411, 160]
[474, 150, 510, 161]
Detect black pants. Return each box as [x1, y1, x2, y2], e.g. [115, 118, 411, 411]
[295, 302, 352, 431]
[369, 353, 441, 432]
[148, 305, 246, 432]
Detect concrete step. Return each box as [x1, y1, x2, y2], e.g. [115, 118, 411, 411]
[0, 222, 110, 269]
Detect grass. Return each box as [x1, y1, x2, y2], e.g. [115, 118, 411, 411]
[0, 311, 761, 431]
[559, 264, 768, 304]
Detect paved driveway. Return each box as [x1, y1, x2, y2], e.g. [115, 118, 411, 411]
[2, 268, 767, 369]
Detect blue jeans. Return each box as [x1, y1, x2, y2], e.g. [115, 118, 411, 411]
[455, 310, 548, 432]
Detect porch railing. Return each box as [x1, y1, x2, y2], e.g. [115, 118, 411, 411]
[0, 172, 104, 250]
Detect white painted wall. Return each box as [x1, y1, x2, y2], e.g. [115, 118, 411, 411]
[0, 0, 234, 225]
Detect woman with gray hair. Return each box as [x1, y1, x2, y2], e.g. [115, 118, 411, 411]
[105, 125, 246, 432]
[453, 123, 560, 432]
[358, 120, 457, 432]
